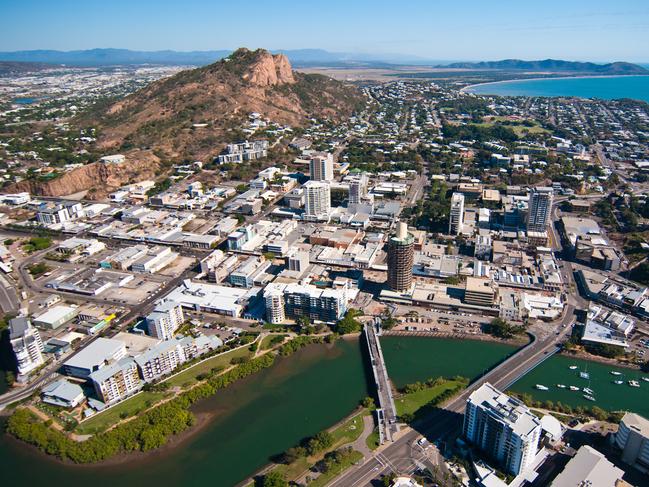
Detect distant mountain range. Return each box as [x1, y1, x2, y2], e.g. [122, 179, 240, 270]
[440, 59, 649, 74]
[0, 49, 646, 74]
[0, 48, 435, 67]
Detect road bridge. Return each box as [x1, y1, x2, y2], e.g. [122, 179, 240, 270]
[364, 319, 399, 443]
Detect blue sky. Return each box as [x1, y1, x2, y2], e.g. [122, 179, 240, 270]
[1, 0, 648, 61]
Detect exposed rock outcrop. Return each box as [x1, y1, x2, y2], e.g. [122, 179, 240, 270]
[8, 152, 160, 198]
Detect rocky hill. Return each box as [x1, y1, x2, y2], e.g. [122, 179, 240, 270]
[84, 48, 365, 160]
[442, 59, 648, 74]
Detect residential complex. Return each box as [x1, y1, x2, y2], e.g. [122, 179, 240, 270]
[464, 383, 542, 476]
[146, 301, 185, 341]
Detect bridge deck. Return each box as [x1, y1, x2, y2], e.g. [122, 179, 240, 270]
[365, 320, 399, 443]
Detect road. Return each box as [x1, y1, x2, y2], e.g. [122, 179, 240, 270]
[329, 306, 575, 487]
[0, 273, 20, 313]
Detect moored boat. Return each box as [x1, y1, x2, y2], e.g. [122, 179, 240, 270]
[613, 380, 624, 385]
[535, 384, 549, 391]
[629, 380, 640, 388]
[557, 384, 566, 389]
[569, 386, 579, 391]
[583, 394, 596, 402]
[611, 371, 622, 376]
[569, 365, 578, 370]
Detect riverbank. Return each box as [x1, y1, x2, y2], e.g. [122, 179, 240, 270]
[4, 335, 325, 465]
[0, 337, 370, 487]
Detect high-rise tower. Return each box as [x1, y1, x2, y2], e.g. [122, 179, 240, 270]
[387, 221, 415, 292]
[527, 187, 553, 232]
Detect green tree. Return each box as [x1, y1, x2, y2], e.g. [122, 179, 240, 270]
[336, 309, 362, 335]
[259, 470, 288, 487]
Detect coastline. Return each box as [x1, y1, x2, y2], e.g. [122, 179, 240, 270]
[459, 73, 649, 94]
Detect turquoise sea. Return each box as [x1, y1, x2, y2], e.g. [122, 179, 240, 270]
[467, 75, 649, 103]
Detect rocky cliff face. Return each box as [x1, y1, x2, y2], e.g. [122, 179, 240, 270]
[243, 51, 295, 86]
[8, 153, 160, 198]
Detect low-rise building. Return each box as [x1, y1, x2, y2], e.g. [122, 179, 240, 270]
[551, 445, 625, 487]
[33, 305, 79, 330]
[62, 337, 126, 379]
[41, 379, 85, 408]
[464, 277, 496, 307]
[131, 246, 178, 273]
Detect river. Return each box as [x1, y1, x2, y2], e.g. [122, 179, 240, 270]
[0, 339, 371, 487]
[2, 335, 644, 486]
[380, 336, 518, 388]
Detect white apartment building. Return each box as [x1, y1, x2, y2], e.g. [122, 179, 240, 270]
[309, 153, 334, 182]
[134, 340, 187, 382]
[89, 357, 142, 405]
[449, 192, 465, 235]
[146, 301, 185, 341]
[303, 181, 331, 222]
[9, 317, 45, 377]
[464, 383, 542, 476]
[527, 187, 553, 233]
[264, 287, 286, 324]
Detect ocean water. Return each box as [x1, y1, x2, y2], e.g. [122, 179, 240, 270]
[467, 75, 649, 103]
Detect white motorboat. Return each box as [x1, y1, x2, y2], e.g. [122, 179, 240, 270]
[579, 371, 590, 379]
[569, 386, 580, 391]
[535, 384, 549, 391]
[629, 380, 640, 388]
[613, 380, 624, 385]
[583, 387, 594, 395]
[642, 377, 649, 383]
[583, 394, 596, 402]
[569, 365, 578, 370]
[611, 371, 622, 376]
[557, 384, 566, 389]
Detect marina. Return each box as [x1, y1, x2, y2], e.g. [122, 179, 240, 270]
[509, 354, 649, 415]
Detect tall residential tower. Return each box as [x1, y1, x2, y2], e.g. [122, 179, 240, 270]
[449, 192, 465, 235]
[309, 154, 334, 182]
[527, 187, 553, 232]
[464, 383, 541, 476]
[303, 180, 331, 222]
[387, 222, 415, 292]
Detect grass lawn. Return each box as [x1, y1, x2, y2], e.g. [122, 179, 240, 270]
[395, 380, 464, 417]
[75, 391, 168, 434]
[164, 346, 252, 388]
[366, 428, 380, 451]
[307, 449, 363, 487]
[471, 121, 549, 137]
[273, 410, 368, 481]
[260, 333, 287, 350]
